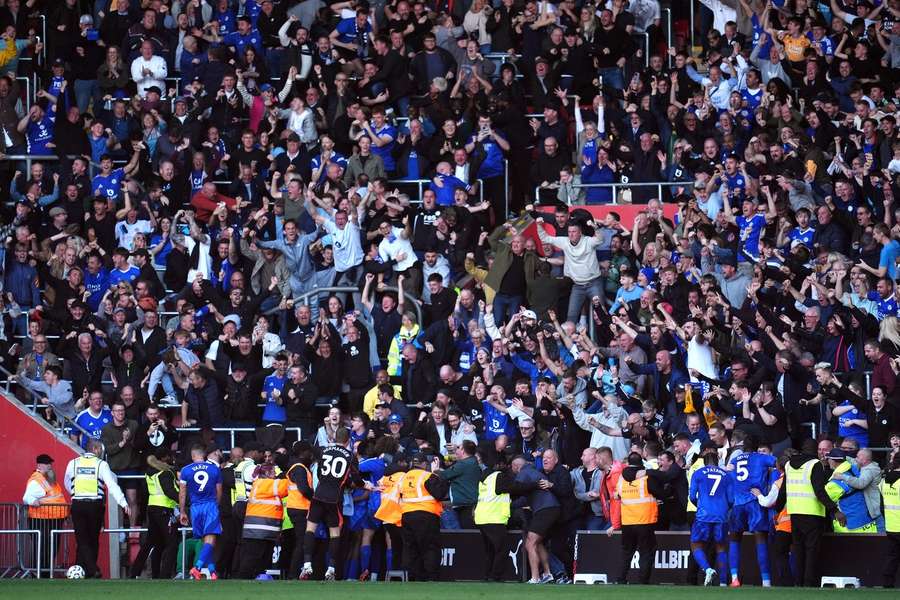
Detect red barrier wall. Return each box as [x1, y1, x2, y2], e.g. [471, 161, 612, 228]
[0, 393, 109, 577]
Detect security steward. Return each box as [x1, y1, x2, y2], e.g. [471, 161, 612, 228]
[231, 441, 264, 571]
[214, 446, 241, 579]
[130, 449, 180, 578]
[22, 454, 69, 574]
[615, 451, 663, 584]
[773, 439, 845, 587]
[398, 453, 449, 581]
[286, 441, 315, 579]
[474, 452, 514, 582]
[64, 439, 131, 578]
[881, 452, 900, 588]
[239, 464, 290, 579]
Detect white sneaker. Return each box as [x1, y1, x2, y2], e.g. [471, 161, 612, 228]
[325, 566, 335, 581]
[299, 564, 313, 580]
[704, 567, 717, 587]
[527, 578, 541, 584]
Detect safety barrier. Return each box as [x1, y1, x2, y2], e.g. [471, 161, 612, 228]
[0, 530, 41, 578]
[534, 180, 690, 204]
[294, 284, 423, 329]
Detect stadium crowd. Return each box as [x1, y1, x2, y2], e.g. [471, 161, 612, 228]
[4, 0, 900, 588]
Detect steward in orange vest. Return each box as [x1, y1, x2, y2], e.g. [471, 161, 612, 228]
[238, 464, 290, 579]
[398, 453, 449, 582]
[614, 452, 662, 584]
[22, 454, 69, 575]
[285, 441, 315, 579]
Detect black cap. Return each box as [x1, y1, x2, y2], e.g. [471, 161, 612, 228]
[36, 454, 54, 465]
[51, 58, 65, 67]
[231, 361, 248, 372]
[145, 86, 162, 96]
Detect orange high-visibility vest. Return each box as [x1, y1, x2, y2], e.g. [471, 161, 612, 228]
[399, 469, 442, 516]
[26, 472, 69, 519]
[286, 463, 313, 511]
[375, 472, 405, 525]
[616, 475, 658, 526]
[772, 476, 792, 533]
[243, 478, 290, 540]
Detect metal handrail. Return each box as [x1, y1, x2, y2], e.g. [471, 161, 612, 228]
[386, 177, 485, 206]
[0, 530, 41, 578]
[534, 180, 689, 204]
[663, 8, 673, 68]
[294, 285, 423, 327]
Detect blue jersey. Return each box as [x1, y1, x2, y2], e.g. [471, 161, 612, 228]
[728, 450, 776, 506]
[736, 213, 767, 261]
[370, 123, 396, 171]
[179, 461, 221, 505]
[429, 174, 469, 206]
[107, 266, 140, 287]
[223, 30, 263, 54]
[26, 104, 56, 155]
[189, 169, 207, 195]
[91, 168, 125, 202]
[261, 373, 286, 422]
[212, 8, 236, 35]
[74, 407, 112, 447]
[724, 172, 746, 201]
[741, 87, 764, 111]
[690, 465, 734, 523]
[83, 268, 109, 311]
[836, 400, 869, 448]
[482, 400, 515, 441]
[470, 132, 507, 179]
[787, 226, 815, 249]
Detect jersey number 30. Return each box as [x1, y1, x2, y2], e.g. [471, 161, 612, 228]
[320, 455, 348, 479]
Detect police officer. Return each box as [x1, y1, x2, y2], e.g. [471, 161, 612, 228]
[615, 451, 663, 584]
[881, 452, 900, 587]
[64, 439, 131, 578]
[130, 448, 180, 578]
[774, 439, 845, 587]
[398, 453, 449, 581]
[474, 452, 513, 582]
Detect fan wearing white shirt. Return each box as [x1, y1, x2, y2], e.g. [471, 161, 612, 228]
[130, 40, 168, 98]
[376, 216, 421, 297]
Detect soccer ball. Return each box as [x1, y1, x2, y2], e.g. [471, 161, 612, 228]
[66, 565, 86, 579]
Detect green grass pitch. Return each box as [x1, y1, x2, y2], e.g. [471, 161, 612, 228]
[0, 581, 897, 599]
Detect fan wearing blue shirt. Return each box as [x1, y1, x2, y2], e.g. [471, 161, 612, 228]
[74, 391, 113, 448]
[22, 92, 57, 155]
[179, 445, 222, 580]
[91, 155, 126, 204]
[786, 207, 815, 250]
[726, 435, 776, 587]
[359, 107, 396, 173]
[222, 16, 263, 55]
[261, 354, 288, 423]
[429, 161, 471, 206]
[107, 248, 141, 287]
[689, 450, 734, 586]
[723, 190, 777, 263]
[861, 223, 900, 281]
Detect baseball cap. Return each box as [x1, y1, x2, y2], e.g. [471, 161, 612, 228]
[258, 83, 273, 92]
[231, 361, 248, 372]
[388, 414, 403, 425]
[52, 58, 65, 68]
[223, 314, 242, 328]
[145, 86, 162, 96]
[825, 448, 847, 460]
[521, 309, 537, 320]
[36, 454, 54, 465]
